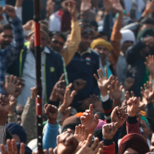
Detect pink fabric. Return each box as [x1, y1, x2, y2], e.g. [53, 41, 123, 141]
[95, 119, 106, 130]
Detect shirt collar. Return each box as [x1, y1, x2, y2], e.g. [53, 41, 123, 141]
[77, 48, 91, 56]
[27, 46, 50, 54]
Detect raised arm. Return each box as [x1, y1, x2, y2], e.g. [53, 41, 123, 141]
[2, 5, 24, 68]
[110, 0, 123, 65]
[61, 1, 81, 66]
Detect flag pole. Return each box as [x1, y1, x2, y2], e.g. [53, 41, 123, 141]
[33, 0, 43, 153]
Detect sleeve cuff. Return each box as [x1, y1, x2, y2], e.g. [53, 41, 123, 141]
[103, 139, 113, 146]
[101, 94, 109, 102]
[127, 116, 138, 124]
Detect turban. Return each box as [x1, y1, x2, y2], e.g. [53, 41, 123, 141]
[6, 122, 27, 143]
[91, 38, 113, 52]
[137, 28, 154, 41]
[120, 29, 135, 47]
[119, 133, 149, 154]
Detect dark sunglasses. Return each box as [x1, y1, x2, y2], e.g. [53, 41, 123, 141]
[51, 40, 64, 46]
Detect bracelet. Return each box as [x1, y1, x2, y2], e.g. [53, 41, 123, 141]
[144, 9, 152, 14]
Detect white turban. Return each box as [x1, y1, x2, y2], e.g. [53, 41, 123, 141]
[120, 29, 135, 47]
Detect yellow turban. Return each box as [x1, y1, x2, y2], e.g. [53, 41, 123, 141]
[91, 38, 113, 52]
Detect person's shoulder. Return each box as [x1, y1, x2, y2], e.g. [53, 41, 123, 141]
[90, 49, 99, 58]
[47, 46, 62, 59]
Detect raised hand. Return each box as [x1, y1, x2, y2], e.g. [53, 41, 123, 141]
[127, 97, 139, 117]
[67, 0, 77, 21]
[8, 95, 17, 115]
[103, 0, 112, 14]
[49, 74, 66, 102]
[1, 75, 22, 97]
[89, 95, 103, 112]
[108, 78, 123, 101]
[76, 134, 101, 154]
[111, 106, 128, 128]
[80, 104, 99, 135]
[3, 5, 16, 19]
[46, 0, 55, 20]
[141, 81, 154, 104]
[57, 131, 78, 154]
[0, 139, 25, 154]
[74, 125, 88, 142]
[0, 94, 10, 125]
[61, 107, 72, 125]
[30, 87, 37, 99]
[80, 0, 92, 13]
[112, 0, 123, 13]
[125, 77, 135, 91]
[44, 104, 58, 125]
[102, 122, 118, 140]
[94, 68, 113, 96]
[63, 83, 76, 108]
[124, 91, 145, 113]
[74, 79, 87, 93]
[145, 55, 154, 78]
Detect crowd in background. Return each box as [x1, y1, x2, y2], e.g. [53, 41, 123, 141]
[0, 0, 154, 154]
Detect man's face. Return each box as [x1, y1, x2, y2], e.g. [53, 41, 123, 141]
[50, 35, 65, 52]
[121, 41, 133, 54]
[150, 133, 154, 152]
[0, 29, 13, 49]
[140, 24, 154, 31]
[79, 34, 93, 52]
[140, 120, 149, 140]
[94, 45, 109, 62]
[29, 32, 48, 51]
[97, 10, 104, 21]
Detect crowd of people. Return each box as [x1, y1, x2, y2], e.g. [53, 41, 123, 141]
[0, 0, 154, 153]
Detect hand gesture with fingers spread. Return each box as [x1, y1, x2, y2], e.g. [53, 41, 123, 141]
[80, 104, 99, 135]
[94, 68, 113, 96]
[50, 74, 66, 102]
[1, 75, 22, 97]
[111, 106, 128, 128]
[108, 78, 123, 101]
[76, 134, 102, 154]
[103, 0, 112, 14]
[102, 122, 118, 140]
[1, 139, 25, 154]
[145, 55, 154, 78]
[63, 83, 76, 107]
[90, 95, 103, 112]
[74, 125, 88, 142]
[74, 79, 87, 93]
[141, 81, 154, 104]
[125, 77, 135, 91]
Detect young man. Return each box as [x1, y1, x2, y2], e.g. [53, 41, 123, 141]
[66, 23, 100, 111]
[0, 5, 24, 94]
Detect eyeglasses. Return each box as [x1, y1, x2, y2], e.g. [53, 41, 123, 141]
[51, 40, 64, 46]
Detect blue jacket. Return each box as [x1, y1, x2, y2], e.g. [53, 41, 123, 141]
[66, 49, 100, 108]
[7, 45, 64, 103]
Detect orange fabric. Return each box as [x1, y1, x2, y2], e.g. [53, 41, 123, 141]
[76, 112, 83, 118]
[110, 17, 122, 71]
